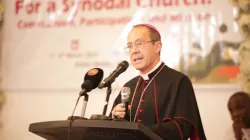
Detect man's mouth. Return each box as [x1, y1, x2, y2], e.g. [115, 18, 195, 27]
[133, 57, 143, 63]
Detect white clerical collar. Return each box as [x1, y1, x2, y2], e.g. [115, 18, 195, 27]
[140, 60, 163, 80]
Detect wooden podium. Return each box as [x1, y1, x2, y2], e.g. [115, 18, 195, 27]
[29, 120, 163, 140]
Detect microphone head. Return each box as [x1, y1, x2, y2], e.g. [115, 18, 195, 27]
[117, 60, 129, 73]
[121, 87, 130, 103]
[81, 80, 94, 92]
[83, 68, 104, 90]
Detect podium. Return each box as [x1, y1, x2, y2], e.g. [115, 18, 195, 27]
[29, 120, 163, 140]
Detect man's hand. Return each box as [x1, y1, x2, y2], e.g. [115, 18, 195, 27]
[233, 119, 247, 140]
[112, 103, 125, 119]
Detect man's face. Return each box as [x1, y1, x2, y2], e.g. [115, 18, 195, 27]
[228, 96, 250, 124]
[127, 27, 161, 74]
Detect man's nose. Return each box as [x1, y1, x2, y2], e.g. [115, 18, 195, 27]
[130, 46, 139, 53]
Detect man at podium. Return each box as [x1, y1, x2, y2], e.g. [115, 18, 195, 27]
[110, 24, 207, 140]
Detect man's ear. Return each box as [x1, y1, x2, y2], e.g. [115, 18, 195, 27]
[155, 41, 162, 54]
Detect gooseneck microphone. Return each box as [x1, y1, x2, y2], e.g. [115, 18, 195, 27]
[98, 61, 129, 89]
[96, 61, 129, 117]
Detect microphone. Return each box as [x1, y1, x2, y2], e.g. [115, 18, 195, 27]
[121, 87, 131, 119]
[79, 68, 103, 117]
[67, 68, 103, 140]
[80, 68, 104, 96]
[98, 61, 129, 89]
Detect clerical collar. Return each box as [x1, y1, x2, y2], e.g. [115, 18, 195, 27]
[140, 60, 163, 80]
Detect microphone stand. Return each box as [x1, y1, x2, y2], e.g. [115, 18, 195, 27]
[67, 91, 89, 120]
[89, 84, 111, 120]
[102, 84, 112, 116]
[81, 94, 89, 118]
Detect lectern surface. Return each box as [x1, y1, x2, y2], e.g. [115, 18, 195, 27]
[29, 120, 163, 140]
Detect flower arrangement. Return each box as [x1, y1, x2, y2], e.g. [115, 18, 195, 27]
[229, 0, 250, 93]
[238, 40, 250, 93]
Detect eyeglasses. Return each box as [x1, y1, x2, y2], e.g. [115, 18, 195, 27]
[124, 40, 158, 52]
